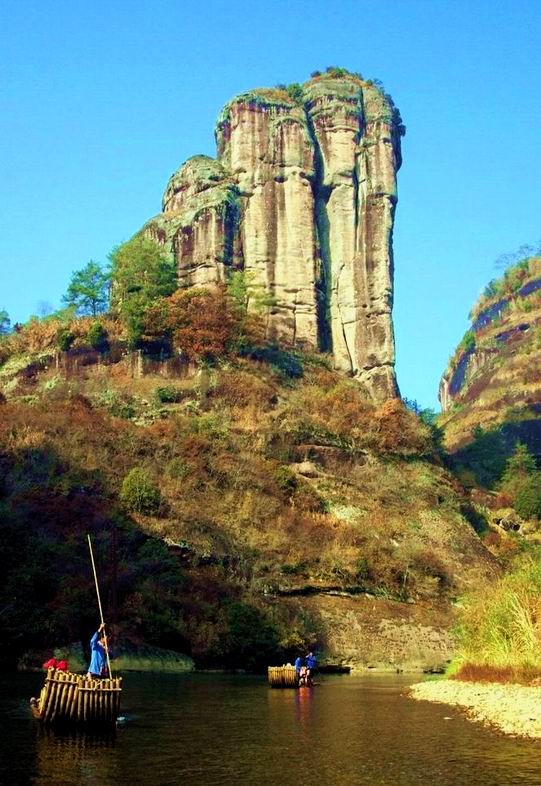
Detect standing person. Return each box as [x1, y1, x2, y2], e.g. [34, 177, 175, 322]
[294, 654, 304, 683]
[87, 622, 109, 678]
[305, 651, 317, 684]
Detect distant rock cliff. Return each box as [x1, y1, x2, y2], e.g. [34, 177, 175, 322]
[439, 254, 541, 456]
[141, 70, 404, 401]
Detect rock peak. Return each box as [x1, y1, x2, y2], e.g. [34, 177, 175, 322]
[141, 69, 404, 401]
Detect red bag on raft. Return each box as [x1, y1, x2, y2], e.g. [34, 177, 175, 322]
[42, 657, 69, 671]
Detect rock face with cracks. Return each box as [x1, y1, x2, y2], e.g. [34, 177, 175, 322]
[141, 72, 403, 401]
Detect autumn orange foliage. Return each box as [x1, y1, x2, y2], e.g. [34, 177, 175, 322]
[145, 286, 242, 361]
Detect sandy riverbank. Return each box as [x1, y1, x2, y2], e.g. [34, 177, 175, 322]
[409, 680, 541, 739]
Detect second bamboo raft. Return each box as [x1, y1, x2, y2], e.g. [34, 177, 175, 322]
[268, 665, 299, 688]
[31, 668, 122, 725]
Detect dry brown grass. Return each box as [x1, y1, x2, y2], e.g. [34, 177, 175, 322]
[451, 663, 541, 685]
[2, 316, 124, 357]
[0, 342, 496, 605]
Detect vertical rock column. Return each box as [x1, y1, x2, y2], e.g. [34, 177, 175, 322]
[304, 76, 401, 400]
[304, 78, 364, 373]
[216, 92, 319, 347]
[354, 84, 401, 398]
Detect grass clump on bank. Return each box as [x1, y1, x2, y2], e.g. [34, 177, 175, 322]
[451, 554, 541, 683]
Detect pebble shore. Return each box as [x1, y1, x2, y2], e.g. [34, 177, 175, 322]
[409, 680, 541, 739]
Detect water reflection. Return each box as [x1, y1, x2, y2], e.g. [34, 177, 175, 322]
[295, 686, 315, 728]
[34, 727, 117, 786]
[1, 673, 540, 786]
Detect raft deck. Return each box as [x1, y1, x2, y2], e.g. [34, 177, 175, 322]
[31, 668, 122, 725]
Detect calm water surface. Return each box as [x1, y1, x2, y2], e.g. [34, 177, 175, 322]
[1, 672, 540, 786]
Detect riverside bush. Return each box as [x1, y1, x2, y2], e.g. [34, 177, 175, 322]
[120, 468, 162, 514]
[454, 556, 541, 672]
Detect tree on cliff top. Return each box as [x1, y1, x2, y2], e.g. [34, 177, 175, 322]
[109, 236, 177, 346]
[0, 309, 10, 335]
[62, 260, 110, 316]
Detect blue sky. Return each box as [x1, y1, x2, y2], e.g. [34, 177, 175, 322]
[1, 0, 540, 408]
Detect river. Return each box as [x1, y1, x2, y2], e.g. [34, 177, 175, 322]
[1, 672, 540, 786]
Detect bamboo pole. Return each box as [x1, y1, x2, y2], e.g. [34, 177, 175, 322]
[63, 674, 73, 720]
[99, 683, 105, 723]
[115, 678, 122, 716]
[49, 673, 62, 723]
[58, 672, 70, 719]
[48, 674, 62, 722]
[82, 681, 89, 723]
[90, 680, 97, 722]
[38, 668, 54, 721]
[104, 679, 112, 722]
[41, 677, 54, 722]
[77, 677, 85, 723]
[97, 685, 103, 723]
[87, 534, 113, 679]
[68, 674, 79, 722]
[88, 679, 95, 723]
[94, 685, 100, 723]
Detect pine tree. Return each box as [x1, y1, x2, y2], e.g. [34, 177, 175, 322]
[0, 309, 10, 335]
[62, 261, 109, 316]
[500, 442, 538, 500]
[109, 236, 176, 347]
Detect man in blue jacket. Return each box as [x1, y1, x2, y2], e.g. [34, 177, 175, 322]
[305, 651, 317, 683]
[87, 622, 109, 678]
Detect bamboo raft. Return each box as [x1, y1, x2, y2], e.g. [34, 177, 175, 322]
[31, 668, 122, 725]
[268, 665, 299, 688]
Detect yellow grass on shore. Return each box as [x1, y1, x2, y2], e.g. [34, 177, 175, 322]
[409, 679, 541, 739]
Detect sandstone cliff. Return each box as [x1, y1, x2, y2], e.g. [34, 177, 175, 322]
[439, 254, 541, 456]
[141, 70, 404, 401]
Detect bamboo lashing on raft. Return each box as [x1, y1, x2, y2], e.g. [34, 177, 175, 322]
[268, 665, 299, 688]
[36, 668, 122, 724]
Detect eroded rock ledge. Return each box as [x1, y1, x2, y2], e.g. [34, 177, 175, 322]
[141, 72, 404, 401]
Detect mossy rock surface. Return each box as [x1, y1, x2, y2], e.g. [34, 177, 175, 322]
[303, 74, 364, 104]
[216, 88, 298, 131]
[163, 155, 233, 210]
